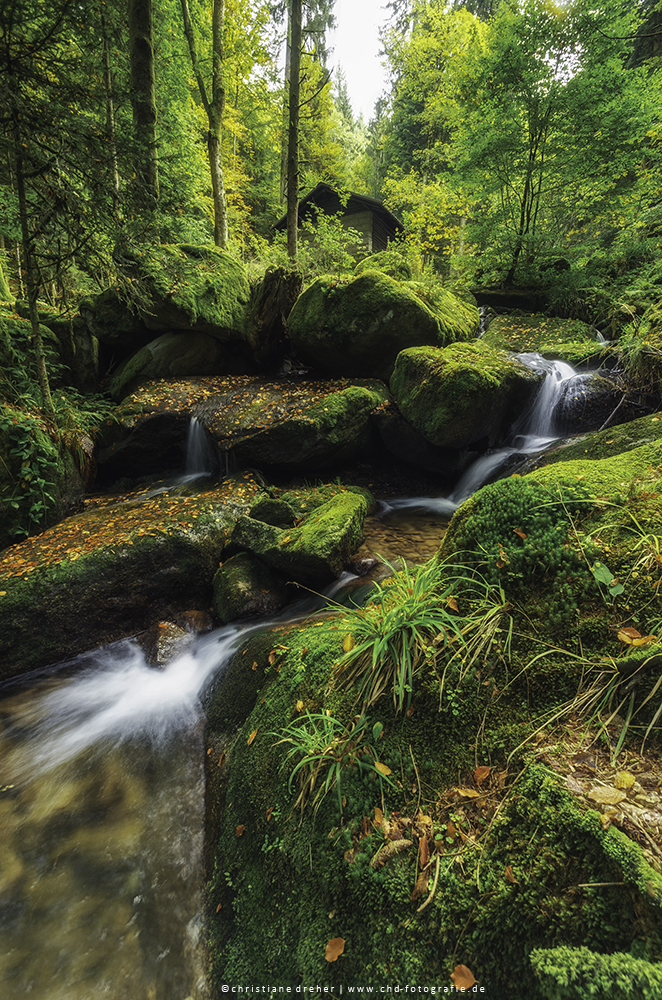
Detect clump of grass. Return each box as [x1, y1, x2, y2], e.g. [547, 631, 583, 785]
[331, 558, 476, 715]
[275, 712, 393, 816]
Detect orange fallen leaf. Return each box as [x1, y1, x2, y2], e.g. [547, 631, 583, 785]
[235, 824, 245, 837]
[456, 787, 480, 798]
[410, 871, 429, 901]
[419, 835, 429, 867]
[325, 937, 345, 962]
[505, 865, 517, 884]
[451, 965, 476, 989]
[217, 752, 225, 768]
[618, 627, 642, 644]
[446, 595, 459, 612]
[216, 902, 222, 912]
[474, 765, 491, 785]
[247, 729, 258, 746]
[513, 527, 527, 540]
[266, 806, 274, 822]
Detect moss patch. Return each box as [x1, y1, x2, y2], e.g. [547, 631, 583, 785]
[484, 313, 614, 367]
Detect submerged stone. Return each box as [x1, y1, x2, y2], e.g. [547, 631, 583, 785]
[288, 270, 479, 379]
[212, 552, 289, 624]
[390, 341, 542, 450]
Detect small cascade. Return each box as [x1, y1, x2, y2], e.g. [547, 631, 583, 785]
[183, 417, 219, 481]
[382, 354, 590, 518]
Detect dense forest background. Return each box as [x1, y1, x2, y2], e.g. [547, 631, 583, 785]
[2, 0, 662, 301]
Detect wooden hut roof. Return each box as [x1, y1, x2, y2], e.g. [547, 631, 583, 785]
[273, 182, 404, 234]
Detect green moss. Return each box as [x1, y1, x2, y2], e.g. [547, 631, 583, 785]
[288, 270, 478, 378]
[527, 441, 662, 498]
[531, 413, 662, 467]
[484, 314, 613, 368]
[390, 341, 541, 449]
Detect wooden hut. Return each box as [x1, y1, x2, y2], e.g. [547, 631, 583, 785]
[273, 183, 404, 253]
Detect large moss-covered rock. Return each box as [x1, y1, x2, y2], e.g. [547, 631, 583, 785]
[529, 412, 662, 469]
[108, 331, 252, 401]
[288, 270, 479, 379]
[390, 341, 542, 449]
[80, 244, 251, 349]
[440, 439, 662, 647]
[0, 474, 262, 677]
[229, 487, 370, 585]
[97, 376, 390, 481]
[483, 313, 613, 368]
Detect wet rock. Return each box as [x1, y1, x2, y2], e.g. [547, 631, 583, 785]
[212, 552, 289, 624]
[140, 621, 194, 668]
[249, 496, 297, 528]
[483, 313, 613, 368]
[97, 376, 390, 481]
[244, 267, 302, 366]
[370, 397, 473, 479]
[390, 341, 542, 450]
[229, 488, 371, 585]
[0, 474, 263, 678]
[288, 270, 479, 380]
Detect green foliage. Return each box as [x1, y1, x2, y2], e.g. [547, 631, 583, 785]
[332, 558, 472, 713]
[0, 404, 57, 542]
[275, 711, 395, 816]
[531, 945, 662, 1000]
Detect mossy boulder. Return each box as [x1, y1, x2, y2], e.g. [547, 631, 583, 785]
[483, 313, 613, 368]
[97, 376, 390, 481]
[80, 244, 251, 349]
[212, 552, 289, 624]
[108, 331, 253, 401]
[530, 412, 662, 469]
[440, 439, 662, 648]
[390, 341, 542, 450]
[353, 250, 413, 281]
[0, 474, 263, 677]
[287, 270, 479, 379]
[228, 487, 370, 586]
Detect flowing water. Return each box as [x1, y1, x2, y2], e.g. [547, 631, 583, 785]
[381, 353, 590, 517]
[0, 627, 251, 1000]
[0, 355, 596, 997]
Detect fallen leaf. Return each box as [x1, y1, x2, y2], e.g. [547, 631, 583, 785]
[216, 903, 222, 912]
[406, 705, 415, 718]
[446, 595, 459, 612]
[296, 699, 304, 712]
[343, 634, 355, 653]
[217, 752, 226, 768]
[419, 835, 429, 867]
[613, 771, 636, 790]
[456, 787, 480, 798]
[588, 786, 626, 805]
[325, 937, 345, 962]
[235, 824, 245, 837]
[207, 748, 212, 756]
[474, 765, 491, 785]
[374, 806, 384, 826]
[375, 761, 392, 777]
[504, 865, 517, 884]
[252, 661, 257, 671]
[451, 966, 476, 989]
[513, 528, 527, 540]
[268, 650, 277, 665]
[247, 729, 258, 746]
[633, 635, 657, 647]
[266, 806, 274, 821]
[618, 627, 642, 644]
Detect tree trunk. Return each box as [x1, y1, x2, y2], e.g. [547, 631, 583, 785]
[100, 6, 121, 219]
[128, 0, 159, 206]
[279, 6, 291, 205]
[180, 0, 228, 248]
[12, 111, 54, 413]
[287, 0, 302, 260]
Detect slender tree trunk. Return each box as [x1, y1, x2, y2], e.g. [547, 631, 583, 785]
[100, 7, 121, 219]
[128, 0, 159, 206]
[287, 0, 302, 260]
[180, 0, 228, 247]
[12, 109, 54, 413]
[279, 6, 291, 205]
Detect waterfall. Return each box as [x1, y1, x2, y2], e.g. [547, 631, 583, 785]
[183, 417, 218, 481]
[381, 354, 590, 517]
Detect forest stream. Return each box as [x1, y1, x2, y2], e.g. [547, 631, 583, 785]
[0, 354, 609, 999]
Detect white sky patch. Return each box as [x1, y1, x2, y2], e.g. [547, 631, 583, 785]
[327, 0, 390, 121]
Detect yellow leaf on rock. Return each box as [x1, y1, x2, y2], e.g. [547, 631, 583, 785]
[325, 937, 345, 962]
[588, 786, 626, 805]
[247, 729, 258, 746]
[296, 699, 304, 712]
[235, 824, 245, 837]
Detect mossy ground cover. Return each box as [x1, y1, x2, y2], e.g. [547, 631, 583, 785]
[483, 314, 614, 368]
